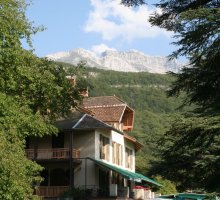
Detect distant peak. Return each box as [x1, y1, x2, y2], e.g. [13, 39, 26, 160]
[46, 48, 184, 74]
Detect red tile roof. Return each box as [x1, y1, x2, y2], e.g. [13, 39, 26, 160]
[87, 106, 126, 122]
[82, 96, 133, 122]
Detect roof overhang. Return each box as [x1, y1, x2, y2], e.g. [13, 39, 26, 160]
[124, 133, 143, 151]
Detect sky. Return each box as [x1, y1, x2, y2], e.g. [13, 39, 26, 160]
[26, 0, 177, 58]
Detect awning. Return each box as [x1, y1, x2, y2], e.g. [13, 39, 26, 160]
[134, 172, 163, 187]
[88, 158, 162, 187]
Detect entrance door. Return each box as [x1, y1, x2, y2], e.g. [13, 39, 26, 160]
[99, 169, 109, 197]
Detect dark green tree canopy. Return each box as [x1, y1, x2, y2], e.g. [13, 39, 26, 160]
[149, 0, 219, 31]
[148, 0, 220, 112]
[151, 114, 220, 192]
[121, 0, 220, 193]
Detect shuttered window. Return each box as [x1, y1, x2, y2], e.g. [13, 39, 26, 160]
[112, 142, 122, 166]
[125, 147, 133, 170]
[99, 135, 110, 161]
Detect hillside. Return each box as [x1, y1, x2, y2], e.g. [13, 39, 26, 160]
[61, 62, 187, 173]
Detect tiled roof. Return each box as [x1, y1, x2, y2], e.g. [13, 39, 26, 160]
[87, 106, 126, 122]
[82, 96, 133, 122]
[82, 96, 126, 108]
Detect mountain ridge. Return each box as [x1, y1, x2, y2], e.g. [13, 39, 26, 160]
[46, 48, 183, 74]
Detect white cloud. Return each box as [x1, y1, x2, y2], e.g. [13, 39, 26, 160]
[91, 43, 116, 55]
[84, 0, 171, 42]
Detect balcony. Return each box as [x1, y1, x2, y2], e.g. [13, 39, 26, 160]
[26, 148, 80, 160]
[35, 186, 69, 198]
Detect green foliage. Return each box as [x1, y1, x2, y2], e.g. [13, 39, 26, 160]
[0, 134, 42, 200]
[148, 0, 220, 113]
[150, 114, 220, 193]
[0, 1, 84, 120]
[152, 175, 177, 195]
[145, 0, 220, 193]
[0, 0, 86, 198]
[0, 93, 55, 199]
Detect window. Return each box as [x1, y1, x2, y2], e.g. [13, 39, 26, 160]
[99, 135, 110, 161]
[112, 142, 122, 166]
[125, 147, 133, 170]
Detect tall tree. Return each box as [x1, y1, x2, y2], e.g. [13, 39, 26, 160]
[0, 0, 85, 198]
[149, 0, 220, 192]
[147, 0, 220, 113]
[121, 0, 220, 192]
[0, 0, 83, 119]
[150, 114, 220, 192]
[0, 93, 56, 199]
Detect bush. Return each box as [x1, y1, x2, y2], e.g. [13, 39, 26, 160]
[153, 175, 177, 195]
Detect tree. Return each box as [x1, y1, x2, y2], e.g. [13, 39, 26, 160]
[121, 0, 220, 193]
[0, 0, 86, 198]
[149, 0, 220, 192]
[148, 0, 220, 113]
[152, 175, 177, 195]
[0, 92, 57, 199]
[150, 114, 220, 192]
[0, 0, 84, 119]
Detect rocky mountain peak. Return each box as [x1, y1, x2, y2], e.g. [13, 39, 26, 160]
[46, 48, 184, 74]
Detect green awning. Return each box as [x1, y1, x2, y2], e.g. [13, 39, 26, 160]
[89, 158, 141, 182]
[134, 172, 163, 187]
[88, 158, 162, 187]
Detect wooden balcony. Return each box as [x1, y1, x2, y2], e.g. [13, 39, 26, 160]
[26, 148, 80, 160]
[35, 186, 69, 198]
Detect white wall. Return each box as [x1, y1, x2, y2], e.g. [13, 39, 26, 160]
[73, 131, 98, 187]
[94, 130, 136, 172]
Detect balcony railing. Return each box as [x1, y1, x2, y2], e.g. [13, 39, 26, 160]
[35, 186, 69, 198]
[26, 148, 80, 160]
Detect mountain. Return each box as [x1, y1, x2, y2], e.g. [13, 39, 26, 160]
[46, 48, 183, 74]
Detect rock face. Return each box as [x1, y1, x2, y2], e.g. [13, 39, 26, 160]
[46, 48, 183, 74]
